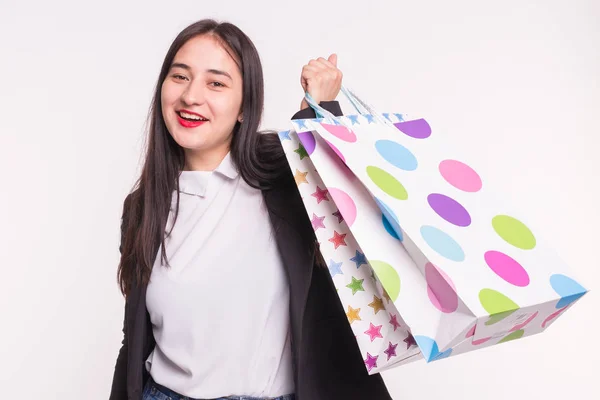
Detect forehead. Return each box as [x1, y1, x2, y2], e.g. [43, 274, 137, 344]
[173, 35, 240, 73]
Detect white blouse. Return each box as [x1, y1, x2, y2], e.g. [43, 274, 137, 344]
[144, 152, 294, 398]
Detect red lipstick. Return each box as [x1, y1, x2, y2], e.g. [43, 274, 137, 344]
[176, 109, 208, 128]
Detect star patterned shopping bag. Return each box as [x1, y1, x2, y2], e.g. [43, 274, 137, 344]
[280, 126, 422, 374]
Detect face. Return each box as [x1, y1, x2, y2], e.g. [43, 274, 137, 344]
[161, 35, 243, 167]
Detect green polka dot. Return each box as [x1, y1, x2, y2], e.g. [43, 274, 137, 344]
[366, 166, 408, 200]
[479, 288, 519, 326]
[498, 329, 525, 343]
[492, 215, 536, 250]
[370, 260, 400, 301]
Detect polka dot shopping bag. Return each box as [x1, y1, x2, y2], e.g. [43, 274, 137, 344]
[278, 87, 588, 374]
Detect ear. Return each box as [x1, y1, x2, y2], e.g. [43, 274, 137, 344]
[238, 114, 244, 123]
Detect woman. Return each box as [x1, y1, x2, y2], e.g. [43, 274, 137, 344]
[110, 19, 392, 400]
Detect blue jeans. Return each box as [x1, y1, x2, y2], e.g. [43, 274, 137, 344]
[142, 376, 296, 400]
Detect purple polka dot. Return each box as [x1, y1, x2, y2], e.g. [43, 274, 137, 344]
[297, 131, 316, 155]
[394, 119, 431, 139]
[485, 251, 530, 287]
[427, 193, 471, 227]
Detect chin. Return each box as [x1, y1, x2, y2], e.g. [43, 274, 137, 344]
[176, 136, 209, 152]
[167, 124, 204, 146]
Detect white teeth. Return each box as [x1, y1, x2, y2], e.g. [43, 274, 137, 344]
[179, 111, 206, 121]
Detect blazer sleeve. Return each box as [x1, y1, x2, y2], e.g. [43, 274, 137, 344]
[291, 100, 343, 120]
[109, 196, 131, 400]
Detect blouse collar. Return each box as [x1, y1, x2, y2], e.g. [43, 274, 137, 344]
[178, 152, 239, 197]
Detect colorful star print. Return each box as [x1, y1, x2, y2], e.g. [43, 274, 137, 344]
[389, 314, 401, 331]
[350, 250, 367, 269]
[279, 113, 426, 374]
[347, 115, 360, 125]
[332, 210, 344, 223]
[346, 305, 361, 324]
[346, 276, 365, 295]
[404, 333, 417, 349]
[364, 323, 383, 342]
[293, 169, 308, 186]
[311, 186, 329, 203]
[278, 130, 291, 141]
[294, 143, 309, 160]
[364, 352, 378, 372]
[295, 120, 308, 131]
[384, 341, 398, 361]
[328, 259, 343, 277]
[394, 113, 405, 121]
[328, 230, 347, 249]
[311, 213, 326, 231]
[368, 295, 385, 314]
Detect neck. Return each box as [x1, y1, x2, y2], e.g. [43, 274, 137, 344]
[183, 145, 230, 171]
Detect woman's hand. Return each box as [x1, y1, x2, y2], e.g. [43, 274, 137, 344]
[300, 53, 343, 110]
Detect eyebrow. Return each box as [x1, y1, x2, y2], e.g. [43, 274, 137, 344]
[170, 63, 233, 80]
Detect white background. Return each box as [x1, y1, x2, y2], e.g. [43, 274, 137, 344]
[0, 0, 598, 398]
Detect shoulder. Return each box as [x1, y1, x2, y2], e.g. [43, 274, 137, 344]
[257, 131, 285, 158]
[257, 131, 316, 234]
[256, 131, 296, 188]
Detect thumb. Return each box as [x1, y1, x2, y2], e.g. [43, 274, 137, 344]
[328, 53, 338, 67]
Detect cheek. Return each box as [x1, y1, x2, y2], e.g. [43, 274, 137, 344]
[211, 96, 241, 120]
[161, 83, 178, 110]
[229, 89, 244, 116]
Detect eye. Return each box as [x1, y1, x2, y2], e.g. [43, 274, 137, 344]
[210, 81, 225, 88]
[172, 74, 188, 81]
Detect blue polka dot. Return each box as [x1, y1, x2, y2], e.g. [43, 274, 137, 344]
[414, 335, 453, 362]
[382, 215, 402, 240]
[375, 198, 403, 241]
[420, 225, 465, 262]
[375, 140, 418, 171]
[550, 274, 587, 309]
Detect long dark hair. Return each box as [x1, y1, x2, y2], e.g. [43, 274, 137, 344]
[117, 19, 287, 297]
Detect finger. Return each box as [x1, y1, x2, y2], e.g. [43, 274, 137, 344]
[308, 58, 328, 71]
[302, 64, 321, 78]
[300, 75, 307, 91]
[316, 57, 340, 76]
[301, 66, 320, 90]
[315, 57, 336, 70]
[328, 53, 338, 67]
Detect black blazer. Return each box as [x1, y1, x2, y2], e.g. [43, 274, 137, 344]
[109, 102, 392, 400]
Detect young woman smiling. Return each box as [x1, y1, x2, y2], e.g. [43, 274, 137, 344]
[110, 19, 392, 400]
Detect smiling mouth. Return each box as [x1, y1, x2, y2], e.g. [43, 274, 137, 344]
[176, 111, 209, 122]
[176, 112, 208, 129]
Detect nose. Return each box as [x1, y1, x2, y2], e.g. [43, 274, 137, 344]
[180, 79, 205, 106]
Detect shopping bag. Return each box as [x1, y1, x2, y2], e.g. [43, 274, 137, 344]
[282, 87, 588, 367]
[279, 126, 423, 374]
